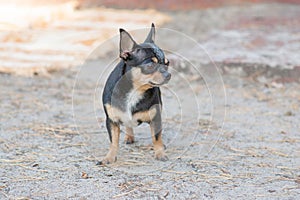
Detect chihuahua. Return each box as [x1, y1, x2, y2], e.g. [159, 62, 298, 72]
[98, 23, 171, 165]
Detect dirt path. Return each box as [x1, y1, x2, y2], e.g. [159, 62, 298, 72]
[1, 61, 299, 199]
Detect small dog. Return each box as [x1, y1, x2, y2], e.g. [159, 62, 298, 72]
[98, 23, 171, 165]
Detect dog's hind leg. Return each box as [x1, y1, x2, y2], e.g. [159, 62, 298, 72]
[98, 119, 120, 165]
[124, 127, 135, 144]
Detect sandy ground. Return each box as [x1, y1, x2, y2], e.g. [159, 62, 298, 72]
[1, 3, 300, 200]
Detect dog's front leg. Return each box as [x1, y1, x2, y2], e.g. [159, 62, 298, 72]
[150, 109, 168, 161]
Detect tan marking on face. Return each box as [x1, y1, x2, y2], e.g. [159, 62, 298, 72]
[131, 68, 165, 88]
[164, 58, 169, 65]
[131, 68, 153, 91]
[149, 71, 165, 85]
[152, 57, 158, 63]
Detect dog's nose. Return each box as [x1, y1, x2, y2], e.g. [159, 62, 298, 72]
[165, 73, 171, 80]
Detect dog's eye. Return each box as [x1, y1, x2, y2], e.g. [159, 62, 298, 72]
[152, 57, 158, 63]
[143, 63, 156, 73]
[164, 58, 169, 66]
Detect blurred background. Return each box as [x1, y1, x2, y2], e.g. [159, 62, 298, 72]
[0, 0, 299, 80]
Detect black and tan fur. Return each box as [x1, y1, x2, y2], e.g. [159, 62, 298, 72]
[98, 23, 171, 165]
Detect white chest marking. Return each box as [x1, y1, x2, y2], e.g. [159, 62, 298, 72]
[126, 89, 143, 117]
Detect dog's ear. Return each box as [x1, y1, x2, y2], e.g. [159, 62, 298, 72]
[119, 29, 137, 60]
[144, 23, 155, 43]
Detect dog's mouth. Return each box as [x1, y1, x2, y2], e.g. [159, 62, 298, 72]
[149, 80, 169, 86]
[148, 73, 171, 86]
[149, 81, 163, 86]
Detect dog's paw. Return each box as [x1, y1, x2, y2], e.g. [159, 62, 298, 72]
[155, 151, 169, 161]
[96, 156, 117, 165]
[124, 134, 135, 144]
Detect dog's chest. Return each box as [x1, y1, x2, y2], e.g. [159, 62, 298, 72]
[121, 90, 143, 126]
[106, 90, 153, 127]
[126, 89, 143, 112]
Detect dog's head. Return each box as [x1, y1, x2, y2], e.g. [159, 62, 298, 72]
[119, 23, 171, 87]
